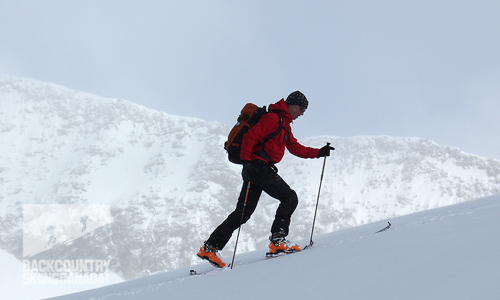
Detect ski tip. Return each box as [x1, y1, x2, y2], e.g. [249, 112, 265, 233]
[374, 221, 392, 233]
[303, 241, 314, 250]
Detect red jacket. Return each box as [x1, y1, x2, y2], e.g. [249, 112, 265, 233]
[240, 99, 319, 164]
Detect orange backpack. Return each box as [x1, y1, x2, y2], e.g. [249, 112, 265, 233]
[224, 103, 282, 164]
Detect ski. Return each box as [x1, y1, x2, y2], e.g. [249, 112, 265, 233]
[189, 269, 202, 276]
[190, 269, 216, 276]
[189, 263, 230, 276]
[375, 221, 391, 233]
[303, 241, 314, 250]
[190, 269, 212, 276]
[265, 249, 301, 258]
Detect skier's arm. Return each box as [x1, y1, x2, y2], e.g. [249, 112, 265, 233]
[286, 132, 320, 159]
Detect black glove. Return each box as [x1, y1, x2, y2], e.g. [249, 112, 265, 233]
[241, 160, 257, 181]
[318, 143, 335, 157]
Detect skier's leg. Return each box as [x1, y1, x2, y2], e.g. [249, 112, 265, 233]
[206, 180, 262, 250]
[250, 162, 298, 236]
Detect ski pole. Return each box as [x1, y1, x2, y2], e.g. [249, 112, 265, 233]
[230, 181, 251, 269]
[305, 143, 330, 249]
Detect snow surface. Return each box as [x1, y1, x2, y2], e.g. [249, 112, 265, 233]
[0, 248, 123, 300]
[43, 195, 500, 300]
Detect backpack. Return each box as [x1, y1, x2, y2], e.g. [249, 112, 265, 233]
[224, 103, 282, 164]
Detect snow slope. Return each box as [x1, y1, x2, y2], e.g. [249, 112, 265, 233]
[45, 194, 500, 300]
[0, 249, 123, 300]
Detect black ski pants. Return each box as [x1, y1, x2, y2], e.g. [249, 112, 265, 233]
[207, 160, 298, 250]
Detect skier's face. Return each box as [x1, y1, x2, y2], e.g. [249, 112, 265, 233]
[289, 105, 305, 120]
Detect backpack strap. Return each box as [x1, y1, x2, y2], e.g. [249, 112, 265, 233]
[253, 110, 286, 164]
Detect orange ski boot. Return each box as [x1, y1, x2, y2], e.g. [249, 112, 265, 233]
[267, 230, 300, 256]
[197, 242, 226, 268]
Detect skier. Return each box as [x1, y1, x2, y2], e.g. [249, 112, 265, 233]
[197, 91, 334, 267]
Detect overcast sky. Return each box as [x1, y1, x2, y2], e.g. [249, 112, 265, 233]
[1, 1, 499, 160]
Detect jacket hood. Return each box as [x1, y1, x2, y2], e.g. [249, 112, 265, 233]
[268, 99, 292, 123]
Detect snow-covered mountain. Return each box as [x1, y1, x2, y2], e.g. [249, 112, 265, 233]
[1, 74, 499, 283]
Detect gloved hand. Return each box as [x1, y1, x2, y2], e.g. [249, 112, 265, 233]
[241, 160, 257, 181]
[318, 143, 335, 157]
